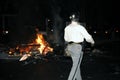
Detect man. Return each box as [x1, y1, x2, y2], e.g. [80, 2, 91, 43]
[64, 14, 95, 80]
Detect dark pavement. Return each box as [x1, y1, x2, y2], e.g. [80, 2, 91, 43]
[0, 40, 120, 80]
[0, 56, 72, 80]
[0, 54, 120, 80]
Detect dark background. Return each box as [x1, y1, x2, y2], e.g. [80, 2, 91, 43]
[0, 0, 120, 44]
[0, 1, 120, 80]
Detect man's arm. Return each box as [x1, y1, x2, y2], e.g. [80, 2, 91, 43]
[64, 27, 69, 42]
[80, 26, 95, 44]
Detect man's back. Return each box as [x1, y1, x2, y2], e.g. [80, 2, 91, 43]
[64, 21, 94, 44]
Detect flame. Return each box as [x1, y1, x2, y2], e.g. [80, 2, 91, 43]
[8, 33, 53, 56]
[35, 33, 53, 55]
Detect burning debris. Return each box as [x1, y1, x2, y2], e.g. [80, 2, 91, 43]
[6, 33, 53, 61]
[35, 33, 53, 55]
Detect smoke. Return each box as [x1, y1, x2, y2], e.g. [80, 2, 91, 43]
[50, 0, 64, 45]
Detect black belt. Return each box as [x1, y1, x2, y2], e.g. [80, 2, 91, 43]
[68, 41, 82, 45]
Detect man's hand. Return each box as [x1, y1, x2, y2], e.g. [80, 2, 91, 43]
[91, 43, 94, 47]
[91, 41, 95, 47]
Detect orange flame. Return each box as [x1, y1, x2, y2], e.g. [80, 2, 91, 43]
[35, 33, 53, 55]
[8, 33, 53, 56]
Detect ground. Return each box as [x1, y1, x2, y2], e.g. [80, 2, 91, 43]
[0, 40, 120, 80]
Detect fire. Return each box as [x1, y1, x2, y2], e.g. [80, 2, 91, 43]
[8, 33, 53, 56]
[35, 33, 53, 55]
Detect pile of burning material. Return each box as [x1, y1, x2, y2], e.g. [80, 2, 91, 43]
[1, 33, 53, 61]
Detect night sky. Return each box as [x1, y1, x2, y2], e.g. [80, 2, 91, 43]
[0, 0, 119, 43]
[0, 0, 119, 27]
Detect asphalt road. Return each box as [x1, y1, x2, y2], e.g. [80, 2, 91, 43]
[0, 40, 120, 80]
[0, 53, 120, 80]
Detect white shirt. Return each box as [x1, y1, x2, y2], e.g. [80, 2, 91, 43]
[64, 21, 95, 44]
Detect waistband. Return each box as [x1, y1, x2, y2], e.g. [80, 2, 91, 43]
[68, 41, 82, 45]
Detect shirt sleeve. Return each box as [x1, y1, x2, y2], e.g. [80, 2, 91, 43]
[80, 26, 95, 44]
[64, 27, 69, 42]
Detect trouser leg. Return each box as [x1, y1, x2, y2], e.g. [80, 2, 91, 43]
[75, 52, 83, 80]
[67, 44, 83, 80]
[68, 56, 80, 80]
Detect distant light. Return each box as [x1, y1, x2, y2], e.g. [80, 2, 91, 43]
[51, 29, 53, 32]
[3, 30, 9, 34]
[94, 31, 96, 33]
[9, 51, 12, 55]
[48, 19, 50, 22]
[5, 31, 9, 34]
[116, 30, 119, 33]
[105, 31, 108, 34]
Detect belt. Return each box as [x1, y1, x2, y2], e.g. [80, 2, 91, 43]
[68, 41, 82, 45]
